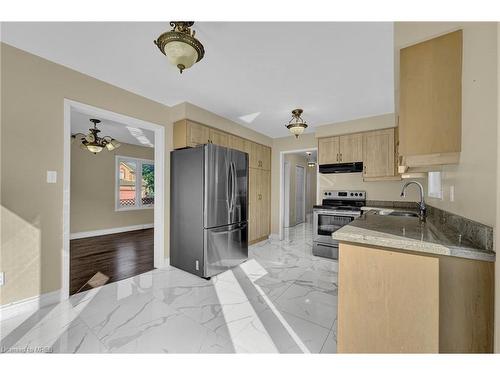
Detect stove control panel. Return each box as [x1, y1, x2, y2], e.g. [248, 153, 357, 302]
[323, 190, 366, 200]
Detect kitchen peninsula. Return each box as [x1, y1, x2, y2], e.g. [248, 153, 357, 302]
[333, 208, 495, 353]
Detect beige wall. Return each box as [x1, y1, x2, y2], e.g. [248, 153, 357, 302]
[0, 43, 173, 305]
[70, 142, 154, 234]
[395, 22, 498, 227]
[284, 153, 316, 227]
[319, 174, 422, 203]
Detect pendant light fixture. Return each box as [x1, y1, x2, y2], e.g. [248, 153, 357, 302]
[72, 119, 121, 154]
[306, 151, 316, 167]
[285, 109, 308, 138]
[154, 22, 205, 74]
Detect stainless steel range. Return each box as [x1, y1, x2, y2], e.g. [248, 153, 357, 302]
[312, 190, 366, 259]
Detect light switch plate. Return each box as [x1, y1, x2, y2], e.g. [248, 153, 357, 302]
[0, 272, 5, 286]
[47, 171, 57, 184]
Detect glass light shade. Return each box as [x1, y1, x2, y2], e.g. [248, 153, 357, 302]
[289, 125, 305, 136]
[87, 144, 103, 153]
[106, 139, 121, 151]
[164, 41, 198, 70]
[85, 133, 95, 142]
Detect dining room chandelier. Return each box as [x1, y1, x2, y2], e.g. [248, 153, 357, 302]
[285, 109, 308, 138]
[154, 21, 205, 74]
[72, 119, 121, 154]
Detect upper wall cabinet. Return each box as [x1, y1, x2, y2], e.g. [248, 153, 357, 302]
[318, 137, 340, 164]
[399, 30, 462, 169]
[209, 128, 229, 147]
[174, 119, 210, 148]
[339, 134, 363, 163]
[318, 134, 363, 164]
[229, 135, 246, 152]
[362, 128, 398, 181]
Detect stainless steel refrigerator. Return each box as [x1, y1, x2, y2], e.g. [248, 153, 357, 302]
[170, 143, 248, 278]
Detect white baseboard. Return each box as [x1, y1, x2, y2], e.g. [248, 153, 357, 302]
[268, 233, 280, 241]
[70, 223, 154, 240]
[0, 289, 61, 321]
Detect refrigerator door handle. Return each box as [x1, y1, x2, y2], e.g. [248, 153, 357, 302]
[231, 161, 237, 212]
[226, 161, 232, 212]
[211, 222, 246, 234]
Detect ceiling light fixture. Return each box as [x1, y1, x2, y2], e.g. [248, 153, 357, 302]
[306, 152, 316, 167]
[285, 109, 308, 138]
[72, 119, 121, 154]
[154, 22, 205, 74]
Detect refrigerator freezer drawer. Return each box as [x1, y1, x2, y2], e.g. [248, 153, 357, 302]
[204, 222, 248, 277]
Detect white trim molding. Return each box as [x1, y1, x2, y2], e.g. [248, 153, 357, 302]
[63, 99, 166, 300]
[0, 289, 61, 322]
[279, 147, 318, 241]
[70, 223, 154, 240]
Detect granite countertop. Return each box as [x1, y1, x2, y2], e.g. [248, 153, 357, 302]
[332, 208, 496, 262]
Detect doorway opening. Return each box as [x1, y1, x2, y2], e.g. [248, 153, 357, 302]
[279, 148, 318, 240]
[62, 100, 165, 298]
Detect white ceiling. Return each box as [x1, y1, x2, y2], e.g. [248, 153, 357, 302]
[2, 22, 395, 138]
[71, 109, 155, 148]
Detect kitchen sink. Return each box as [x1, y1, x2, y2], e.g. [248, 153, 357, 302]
[374, 210, 420, 218]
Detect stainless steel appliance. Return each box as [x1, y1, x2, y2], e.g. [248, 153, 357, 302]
[170, 143, 248, 278]
[312, 190, 365, 259]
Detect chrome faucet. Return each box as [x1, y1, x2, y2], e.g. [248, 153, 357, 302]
[400, 181, 426, 221]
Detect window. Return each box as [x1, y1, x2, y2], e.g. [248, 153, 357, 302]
[116, 156, 154, 210]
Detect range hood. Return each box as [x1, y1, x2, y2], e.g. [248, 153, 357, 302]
[319, 162, 363, 174]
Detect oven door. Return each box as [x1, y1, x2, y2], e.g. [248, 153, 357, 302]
[313, 210, 356, 245]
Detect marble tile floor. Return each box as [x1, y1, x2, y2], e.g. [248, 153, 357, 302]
[0, 222, 338, 353]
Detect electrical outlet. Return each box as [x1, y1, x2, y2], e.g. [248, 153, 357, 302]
[47, 171, 57, 184]
[450, 185, 455, 202]
[0, 272, 5, 286]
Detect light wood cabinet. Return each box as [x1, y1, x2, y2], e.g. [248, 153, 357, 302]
[248, 141, 271, 171]
[174, 120, 210, 148]
[173, 119, 271, 245]
[338, 243, 440, 353]
[362, 128, 398, 180]
[338, 242, 494, 353]
[318, 137, 340, 164]
[339, 133, 363, 163]
[209, 128, 229, 147]
[399, 30, 462, 168]
[249, 168, 271, 243]
[318, 134, 362, 164]
[229, 135, 246, 152]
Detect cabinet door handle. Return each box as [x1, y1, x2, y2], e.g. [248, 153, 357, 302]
[340, 153, 342, 162]
[336, 154, 339, 162]
[258, 194, 262, 200]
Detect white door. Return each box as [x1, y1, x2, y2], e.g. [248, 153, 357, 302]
[284, 161, 290, 228]
[295, 165, 305, 225]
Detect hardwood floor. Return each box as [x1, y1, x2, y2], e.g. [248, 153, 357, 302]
[70, 228, 154, 295]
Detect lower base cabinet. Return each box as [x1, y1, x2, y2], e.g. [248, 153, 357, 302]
[249, 168, 270, 244]
[338, 243, 494, 353]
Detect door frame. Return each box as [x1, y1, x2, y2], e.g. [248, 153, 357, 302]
[279, 147, 318, 240]
[62, 99, 165, 299]
[294, 164, 306, 225]
[283, 161, 290, 228]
